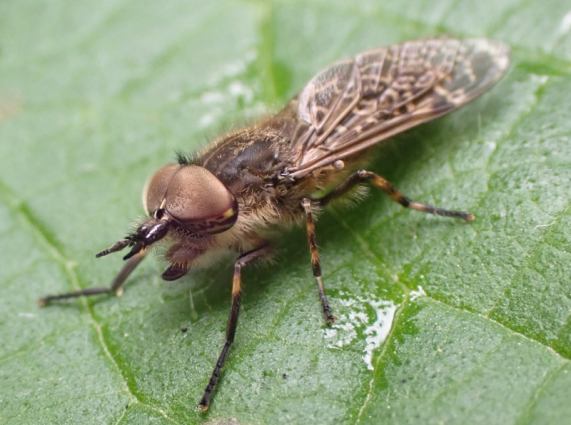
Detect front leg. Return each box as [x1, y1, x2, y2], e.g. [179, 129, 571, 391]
[38, 251, 147, 306]
[198, 244, 271, 412]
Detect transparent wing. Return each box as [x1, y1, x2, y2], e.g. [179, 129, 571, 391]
[286, 38, 510, 179]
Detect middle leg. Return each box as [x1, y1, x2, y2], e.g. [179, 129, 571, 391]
[38, 251, 147, 306]
[301, 198, 335, 326]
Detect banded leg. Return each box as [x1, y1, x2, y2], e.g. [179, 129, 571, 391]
[38, 251, 147, 306]
[301, 198, 335, 326]
[317, 170, 475, 221]
[198, 244, 270, 412]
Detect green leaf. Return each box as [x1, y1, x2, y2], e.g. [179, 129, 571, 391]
[1, 0, 570, 424]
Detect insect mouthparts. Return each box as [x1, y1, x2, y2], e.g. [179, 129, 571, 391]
[95, 220, 170, 260]
[95, 239, 131, 258]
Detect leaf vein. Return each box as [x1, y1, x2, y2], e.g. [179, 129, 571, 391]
[514, 361, 568, 425]
[0, 180, 183, 425]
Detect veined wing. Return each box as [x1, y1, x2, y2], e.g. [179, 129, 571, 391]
[285, 38, 510, 179]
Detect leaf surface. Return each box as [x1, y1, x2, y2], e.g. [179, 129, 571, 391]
[1, 1, 570, 424]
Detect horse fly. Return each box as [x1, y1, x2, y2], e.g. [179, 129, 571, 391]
[39, 38, 510, 411]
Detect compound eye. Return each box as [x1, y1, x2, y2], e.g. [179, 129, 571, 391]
[143, 164, 179, 216]
[165, 165, 237, 233]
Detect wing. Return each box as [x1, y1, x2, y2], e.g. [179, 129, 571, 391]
[285, 38, 510, 179]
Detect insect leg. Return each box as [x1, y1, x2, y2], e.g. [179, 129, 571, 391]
[317, 170, 475, 221]
[37, 251, 147, 306]
[301, 198, 335, 326]
[198, 244, 270, 412]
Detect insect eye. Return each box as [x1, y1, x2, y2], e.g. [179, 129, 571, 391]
[165, 165, 238, 233]
[143, 164, 180, 216]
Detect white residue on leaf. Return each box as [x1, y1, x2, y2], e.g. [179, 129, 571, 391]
[199, 113, 217, 128]
[210, 49, 257, 84]
[17, 312, 36, 319]
[200, 91, 225, 104]
[363, 300, 397, 370]
[325, 292, 397, 371]
[558, 10, 571, 35]
[197, 50, 258, 129]
[409, 286, 427, 301]
[197, 80, 254, 129]
[228, 81, 254, 103]
[531, 74, 549, 86]
[197, 81, 256, 129]
[485, 141, 497, 156]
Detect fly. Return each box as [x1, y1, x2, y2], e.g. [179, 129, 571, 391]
[39, 38, 510, 411]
